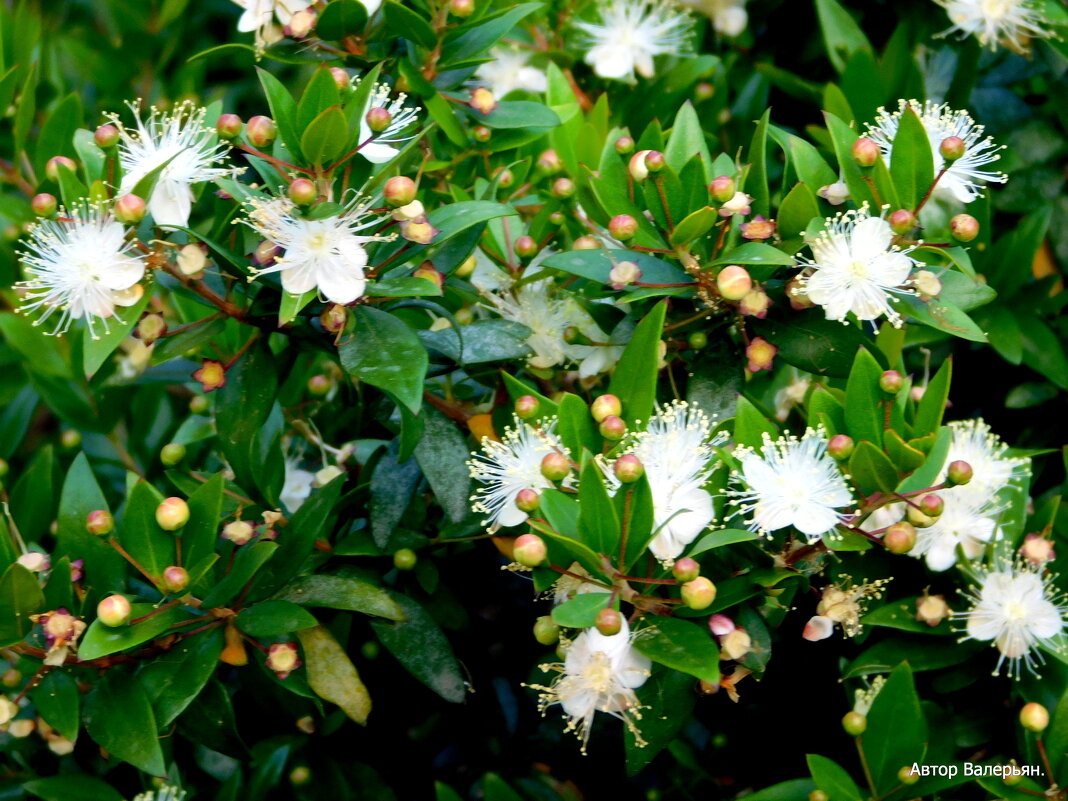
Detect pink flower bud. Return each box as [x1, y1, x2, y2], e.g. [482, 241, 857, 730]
[614, 135, 635, 154]
[629, 150, 652, 181]
[608, 214, 638, 241]
[710, 175, 736, 203]
[883, 522, 916, 554]
[541, 452, 571, 482]
[1020, 702, 1050, 733]
[536, 149, 562, 174]
[551, 177, 575, 198]
[449, 0, 475, 17]
[94, 124, 120, 149]
[321, 304, 347, 333]
[803, 615, 834, 641]
[513, 533, 547, 567]
[644, 151, 665, 172]
[850, 137, 880, 168]
[159, 442, 186, 466]
[222, 520, 255, 545]
[681, 576, 717, 610]
[1021, 533, 1055, 565]
[515, 488, 541, 513]
[613, 454, 644, 483]
[288, 178, 318, 206]
[401, 219, 438, 244]
[216, 113, 243, 140]
[716, 265, 752, 300]
[946, 460, 973, 486]
[514, 235, 537, 259]
[708, 613, 735, 636]
[595, 608, 622, 636]
[45, 156, 77, 183]
[329, 67, 350, 92]
[494, 168, 514, 188]
[156, 497, 190, 531]
[827, 435, 854, 461]
[673, 557, 700, 583]
[879, 370, 904, 394]
[86, 510, 114, 536]
[888, 209, 916, 234]
[950, 214, 979, 242]
[573, 235, 600, 250]
[939, 136, 966, 162]
[384, 176, 417, 207]
[842, 710, 867, 735]
[31, 193, 57, 217]
[472, 125, 491, 143]
[162, 565, 189, 594]
[97, 595, 132, 627]
[246, 115, 278, 148]
[365, 106, 393, 133]
[114, 194, 147, 224]
[591, 394, 622, 422]
[514, 395, 540, 419]
[599, 414, 626, 441]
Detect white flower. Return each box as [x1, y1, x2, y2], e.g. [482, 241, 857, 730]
[551, 562, 604, 606]
[112, 101, 232, 229]
[468, 417, 570, 530]
[244, 195, 393, 304]
[16, 201, 146, 338]
[356, 82, 419, 164]
[963, 561, 1066, 677]
[574, 0, 693, 83]
[680, 0, 747, 36]
[232, 0, 311, 47]
[817, 179, 850, 206]
[475, 47, 548, 98]
[624, 401, 723, 562]
[281, 459, 316, 512]
[913, 491, 999, 571]
[796, 205, 921, 328]
[943, 418, 1029, 506]
[732, 429, 854, 542]
[865, 100, 1006, 205]
[531, 617, 651, 750]
[934, 0, 1053, 53]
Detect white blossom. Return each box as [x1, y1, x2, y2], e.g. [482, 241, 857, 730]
[865, 100, 1006, 205]
[963, 561, 1067, 677]
[281, 458, 316, 512]
[913, 491, 999, 571]
[681, 0, 747, 36]
[16, 201, 146, 339]
[468, 417, 570, 530]
[574, 0, 693, 83]
[112, 101, 233, 229]
[231, 0, 311, 47]
[531, 617, 651, 750]
[943, 418, 1029, 506]
[243, 195, 393, 304]
[796, 205, 921, 328]
[732, 429, 854, 542]
[934, 0, 1053, 53]
[356, 82, 420, 164]
[475, 47, 548, 98]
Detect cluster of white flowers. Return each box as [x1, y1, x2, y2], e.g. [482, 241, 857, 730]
[575, 0, 693, 83]
[934, 0, 1054, 53]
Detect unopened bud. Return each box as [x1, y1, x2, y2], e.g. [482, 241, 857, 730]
[320, 304, 347, 333]
[945, 460, 973, 486]
[879, 370, 904, 394]
[473, 125, 491, 143]
[1020, 702, 1049, 733]
[45, 156, 77, 182]
[384, 176, 417, 207]
[536, 149, 562, 175]
[469, 87, 497, 115]
[176, 243, 207, 276]
[393, 548, 417, 570]
[329, 67, 349, 92]
[591, 394, 622, 422]
[884, 522, 916, 554]
[850, 137, 880, 168]
[515, 394, 540, 420]
[551, 177, 574, 198]
[716, 265, 752, 300]
[114, 194, 147, 224]
[644, 151, 665, 172]
[162, 566, 189, 594]
[595, 607, 622, 636]
[216, 113, 243, 140]
[710, 175, 736, 203]
[939, 136, 966, 162]
[681, 576, 717, 610]
[133, 313, 165, 346]
[673, 557, 700, 583]
[450, 0, 475, 16]
[413, 262, 444, 289]
[514, 235, 537, 259]
[17, 552, 48, 572]
[246, 115, 278, 148]
[695, 81, 714, 101]
[31, 193, 57, 217]
[898, 766, 920, 785]
[533, 615, 559, 645]
[708, 613, 735, 636]
[86, 509, 114, 536]
[689, 331, 708, 350]
[548, 210, 565, 225]
[455, 254, 477, 277]
[912, 269, 942, 299]
[629, 150, 652, 181]
[494, 168, 514, 188]
[827, 434, 854, 460]
[888, 209, 916, 234]
[573, 235, 600, 250]
[613, 454, 644, 483]
[97, 595, 132, 627]
[614, 135, 635, 154]
[608, 214, 638, 241]
[541, 452, 571, 482]
[253, 240, 280, 266]
[608, 260, 641, 288]
[919, 494, 944, 517]
[515, 488, 541, 513]
[156, 497, 190, 531]
[288, 177, 317, 206]
[721, 627, 751, 660]
[810, 791, 830, 801]
[401, 219, 437, 244]
[599, 415, 626, 441]
[365, 106, 393, 133]
[803, 615, 834, 641]
[842, 710, 867, 735]
[222, 520, 255, 545]
[94, 124, 120, 149]
[160, 442, 186, 466]
[307, 374, 331, 396]
[949, 214, 979, 242]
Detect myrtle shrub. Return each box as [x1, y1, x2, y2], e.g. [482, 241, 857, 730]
[1, 1, 1068, 800]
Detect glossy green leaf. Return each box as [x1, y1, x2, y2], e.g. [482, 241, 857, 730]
[864, 663, 928, 793]
[844, 347, 884, 446]
[733, 395, 778, 448]
[912, 358, 951, 436]
[607, 301, 666, 426]
[577, 460, 620, 557]
[271, 574, 405, 620]
[624, 668, 697, 775]
[806, 754, 863, 801]
[551, 592, 613, 628]
[23, 776, 123, 801]
[633, 617, 719, 683]
[201, 542, 278, 607]
[339, 306, 428, 414]
[32, 667, 80, 741]
[237, 599, 318, 636]
[316, 0, 368, 40]
[217, 343, 279, 495]
[119, 481, 173, 581]
[83, 670, 166, 776]
[383, 0, 436, 48]
[301, 105, 348, 166]
[257, 67, 302, 159]
[79, 603, 188, 660]
[688, 528, 760, 556]
[848, 441, 899, 495]
[140, 627, 223, 727]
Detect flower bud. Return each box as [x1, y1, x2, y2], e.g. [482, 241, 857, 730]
[739, 287, 771, 318]
[718, 191, 753, 218]
[883, 521, 916, 554]
[58, 429, 80, 451]
[551, 177, 575, 198]
[673, 557, 700, 583]
[573, 235, 600, 250]
[514, 235, 537, 259]
[92, 124, 119, 149]
[1020, 702, 1049, 733]
[887, 209, 916, 235]
[31, 193, 57, 217]
[608, 260, 641, 288]
[898, 766, 920, 786]
[220, 621, 248, 666]
[216, 113, 243, 140]
[9, 718, 34, 738]
[810, 792, 830, 801]
[288, 8, 317, 37]
[114, 194, 147, 224]
[536, 149, 562, 175]
[156, 497, 190, 531]
[494, 168, 514, 188]
[912, 269, 942, 300]
[906, 505, 935, 528]
[709, 175, 736, 203]
[45, 156, 77, 182]
[413, 262, 444, 290]
[614, 135, 635, 154]
[599, 415, 626, 442]
[842, 710, 867, 735]
[222, 520, 255, 545]
[818, 181, 850, 206]
[695, 81, 714, 100]
[365, 106, 393, 133]
[1021, 534, 1055, 566]
[629, 150, 652, 181]
[97, 595, 131, 627]
[644, 150, 665, 172]
[740, 216, 776, 241]
[595, 607, 622, 636]
[533, 615, 559, 645]
[1004, 764, 1023, 786]
[850, 137, 880, 168]
[681, 576, 717, 610]
[455, 253, 477, 277]
[86, 509, 114, 536]
[939, 136, 966, 162]
[17, 552, 49, 572]
[162, 565, 189, 594]
[393, 548, 417, 570]
[910, 385, 925, 402]
[515, 488, 541, 513]
[944, 459, 973, 487]
[329, 67, 350, 92]
[401, 219, 438, 244]
[450, 0, 475, 17]
[708, 613, 735, 636]
[746, 336, 777, 373]
[384, 176, 417, 208]
[288, 177, 317, 206]
[949, 214, 979, 243]
[919, 494, 944, 517]
[802, 615, 834, 641]
[716, 265, 752, 300]
[541, 452, 572, 482]
[879, 370, 904, 394]
[689, 331, 708, 350]
[246, 115, 278, 148]
[472, 125, 491, 143]
[591, 394, 622, 423]
[254, 240, 281, 266]
[613, 454, 644, 483]
[267, 642, 301, 678]
[160, 442, 186, 466]
[320, 304, 347, 333]
[608, 214, 638, 241]
[514, 394, 540, 420]
[827, 434, 854, 461]
[721, 627, 751, 660]
[302, 374, 330, 397]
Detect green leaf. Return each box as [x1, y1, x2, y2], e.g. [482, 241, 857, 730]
[477, 100, 559, 129]
[619, 476, 657, 572]
[607, 301, 666, 426]
[728, 780, 817, 801]
[439, 3, 541, 65]
[633, 617, 719, 683]
[665, 101, 714, 182]
[556, 393, 600, 457]
[9, 446, 56, 543]
[119, 481, 173, 580]
[339, 306, 428, 414]
[844, 347, 884, 446]
[83, 289, 151, 377]
[55, 454, 124, 605]
[806, 754, 863, 801]
[687, 528, 760, 557]
[733, 395, 778, 448]
[424, 91, 466, 147]
[815, 0, 872, 73]
[624, 668, 697, 775]
[541, 249, 690, 286]
[414, 406, 472, 523]
[299, 625, 372, 723]
[551, 592, 613, 628]
[710, 242, 796, 268]
[383, 1, 436, 48]
[23, 776, 123, 801]
[301, 106, 348, 166]
[140, 627, 223, 727]
[201, 542, 278, 607]
[217, 343, 279, 495]
[371, 592, 466, 703]
[183, 473, 225, 588]
[379, 201, 517, 272]
[257, 67, 302, 160]
[35, 93, 83, 176]
[237, 600, 318, 636]
[913, 358, 951, 436]
[419, 320, 531, 365]
[369, 441, 421, 546]
[577, 460, 620, 557]
[297, 66, 342, 132]
[79, 603, 188, 660]
[751, 312, 873, 379]
[848, 441, 899, 495]
[747, 109, 771, 217]
[901, 294, 986, 342]
[367, 277, 444, 298]
[777, 182, 821, 240]
[271, 574, 405, 620]
[669, 206, 718, 246]
[31, 668, 79, 741]
[897, 426, 951, 493]
[862, 599, 951, 634]
[316, 0, 368, 40]
[824, 112, 879, 207]
[864, 663, 928, 793]
[884, 429, 925, 472]
[83, 670, 166, 776]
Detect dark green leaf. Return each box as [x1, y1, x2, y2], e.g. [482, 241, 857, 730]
[551, 592, 613, 628]
[844, 347, 884, 446]
[23, 776, 123, 801]
[383, 1, 436, 48]
[339, 307, 428, 414]
[0, 564, 44, 647]
[624, 668, 697, 775]
[607, 301, 666, 426]
[83, 670, 166, 776]
[79, 603, 188, 660]
[119, 481, 173, 581]
[272, 574, 405, 620]
[806, 754, 863, 801]
[201, 542, 278, 607]
[848, 441, 899, 495]
[912, 358, 951, 436]
[31, 668, 80, 741]
[316, 0, 368, 40]
[237, 599, 318, 636]
[140, 627, 223, 727]
[864, 663, 928, 793]
[633, 617, 719, 683]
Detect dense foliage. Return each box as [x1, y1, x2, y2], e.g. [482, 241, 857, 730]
[1, 0, 1068, 800]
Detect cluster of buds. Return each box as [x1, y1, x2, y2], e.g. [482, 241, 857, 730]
[628, 150, 665, 182]
[708, 613, 751, 660]
[675, 557, 717, 611]
[804, 577, 890, 640]
[388, 180, 438, 245]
